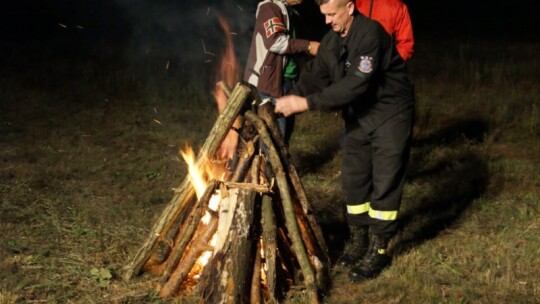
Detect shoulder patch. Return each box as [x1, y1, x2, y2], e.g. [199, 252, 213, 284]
[264, 17, 286, 38]
[358, 56, 373, 73]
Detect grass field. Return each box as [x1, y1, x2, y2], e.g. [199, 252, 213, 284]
[1, 4, 539, 303]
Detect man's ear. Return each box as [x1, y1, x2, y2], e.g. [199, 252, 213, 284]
[347, 1, 355, 15]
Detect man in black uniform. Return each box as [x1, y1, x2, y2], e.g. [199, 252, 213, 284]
[274, 0, 414, 282]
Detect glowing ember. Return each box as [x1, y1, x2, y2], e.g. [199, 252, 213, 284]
[201, 193, 222, 224]
[196, 235, 218, 269]
[197, 251, 212, 270]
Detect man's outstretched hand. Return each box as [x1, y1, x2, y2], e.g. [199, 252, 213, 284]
[274, 95, 309, 117]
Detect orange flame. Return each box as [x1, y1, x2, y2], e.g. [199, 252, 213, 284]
[179, 145, 208, 199]
[213, 14, 240, 113]
[180, 14, 240, 275]
[180, 145, 220, 270]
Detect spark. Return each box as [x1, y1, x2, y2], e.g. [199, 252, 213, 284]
[201, 39, 215, 56]
[153, 119, 162, 125]
[165, 60, 170, 70]
[58, 23, 67, 28]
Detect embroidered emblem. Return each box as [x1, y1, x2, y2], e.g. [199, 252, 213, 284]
[358, 56, 373, 73]
[264, 17, 286, 38]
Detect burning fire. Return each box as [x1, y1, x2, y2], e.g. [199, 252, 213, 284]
[213, 14, 240, 113]
[179, 144, 222, 273]
[179, 146, 268, 287]
[177, 14, 242, 284]
[179, 145, 222, 223]
[179, 145, 208, 199]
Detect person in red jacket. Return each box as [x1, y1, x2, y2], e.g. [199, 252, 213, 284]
[355, 0, 414, 61]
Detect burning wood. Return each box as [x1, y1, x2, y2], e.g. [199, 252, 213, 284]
[122, 83, 330, 303]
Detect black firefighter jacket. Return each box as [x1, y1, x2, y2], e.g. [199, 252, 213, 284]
[297, 13, 415, 133]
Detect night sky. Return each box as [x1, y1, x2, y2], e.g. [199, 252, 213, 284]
[1, 0, 539, 91]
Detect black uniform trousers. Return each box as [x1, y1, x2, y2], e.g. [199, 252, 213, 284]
[341, 106, 414, 237]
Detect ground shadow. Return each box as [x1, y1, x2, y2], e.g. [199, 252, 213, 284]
[292, 143, 340, 176]
[393, 118, 495, 255]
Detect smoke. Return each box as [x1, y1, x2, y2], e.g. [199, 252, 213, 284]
[112, 0, 255, 84]
[1, 0, 324, 90]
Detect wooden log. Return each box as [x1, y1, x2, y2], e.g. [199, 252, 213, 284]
[122, 83, 252, 281]
[258, 103, 330, 290]
[258, 103, 330, 266]
[158, 213, 219, 298]
[244, 111, 319, 303]
[249, 155, 262, 304]
[222, 181, 270, 193]
[249, 154, 261, 184]
[250, 240, 262, 304]
[257, 103, 290, 166]
[260, 193, 277, 301]
[217, 80, 232, 98]
[155, 180, 219, 292]
[197, 156, 261, 302]
[199, 187, 258, 303]
[230, 136, 257, 182]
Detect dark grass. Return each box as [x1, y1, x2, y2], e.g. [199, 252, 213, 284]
[1, 0, 540, 303]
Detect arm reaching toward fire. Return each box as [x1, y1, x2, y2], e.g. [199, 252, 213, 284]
[216, 119, 242, 160]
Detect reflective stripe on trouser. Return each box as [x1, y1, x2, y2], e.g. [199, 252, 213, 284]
[347, 202, 398, 220]
[341, 108, 413, 236]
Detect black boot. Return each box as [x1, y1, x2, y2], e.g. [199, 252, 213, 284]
[348, 234, 391, 282]
[337, 225, 368, 266]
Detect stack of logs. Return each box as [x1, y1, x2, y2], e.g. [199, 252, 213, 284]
[122, 82, 330, 303]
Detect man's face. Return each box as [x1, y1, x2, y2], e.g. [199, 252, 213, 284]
[320, 0, 355, 36]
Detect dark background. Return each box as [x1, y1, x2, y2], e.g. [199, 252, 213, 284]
[1, 0, 539, 92]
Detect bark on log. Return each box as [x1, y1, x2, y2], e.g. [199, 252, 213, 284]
[217, 81, 232, 98]
[249, 155, 262, 304]
[230, 137, 257, 182]
[155, 180, 219, 292]
[122, 83, 251, 281]
[261, 193, 277, 301]
[244, 111, 319, 303]
[250, 240, 262, 304]
[222, 181, 270, 193]
[199, 188, 258, 303]
[158, 214, 219, 298]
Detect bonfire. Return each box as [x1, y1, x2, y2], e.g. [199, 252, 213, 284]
[122, 14, 330, 303]
[121, 81, 330, 303]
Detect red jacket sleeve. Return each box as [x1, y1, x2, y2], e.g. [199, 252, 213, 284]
[393, 2, 414, 62]
[355, 0, 414, 62]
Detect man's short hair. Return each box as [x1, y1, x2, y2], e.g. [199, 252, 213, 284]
[315, 0, 352, 7]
